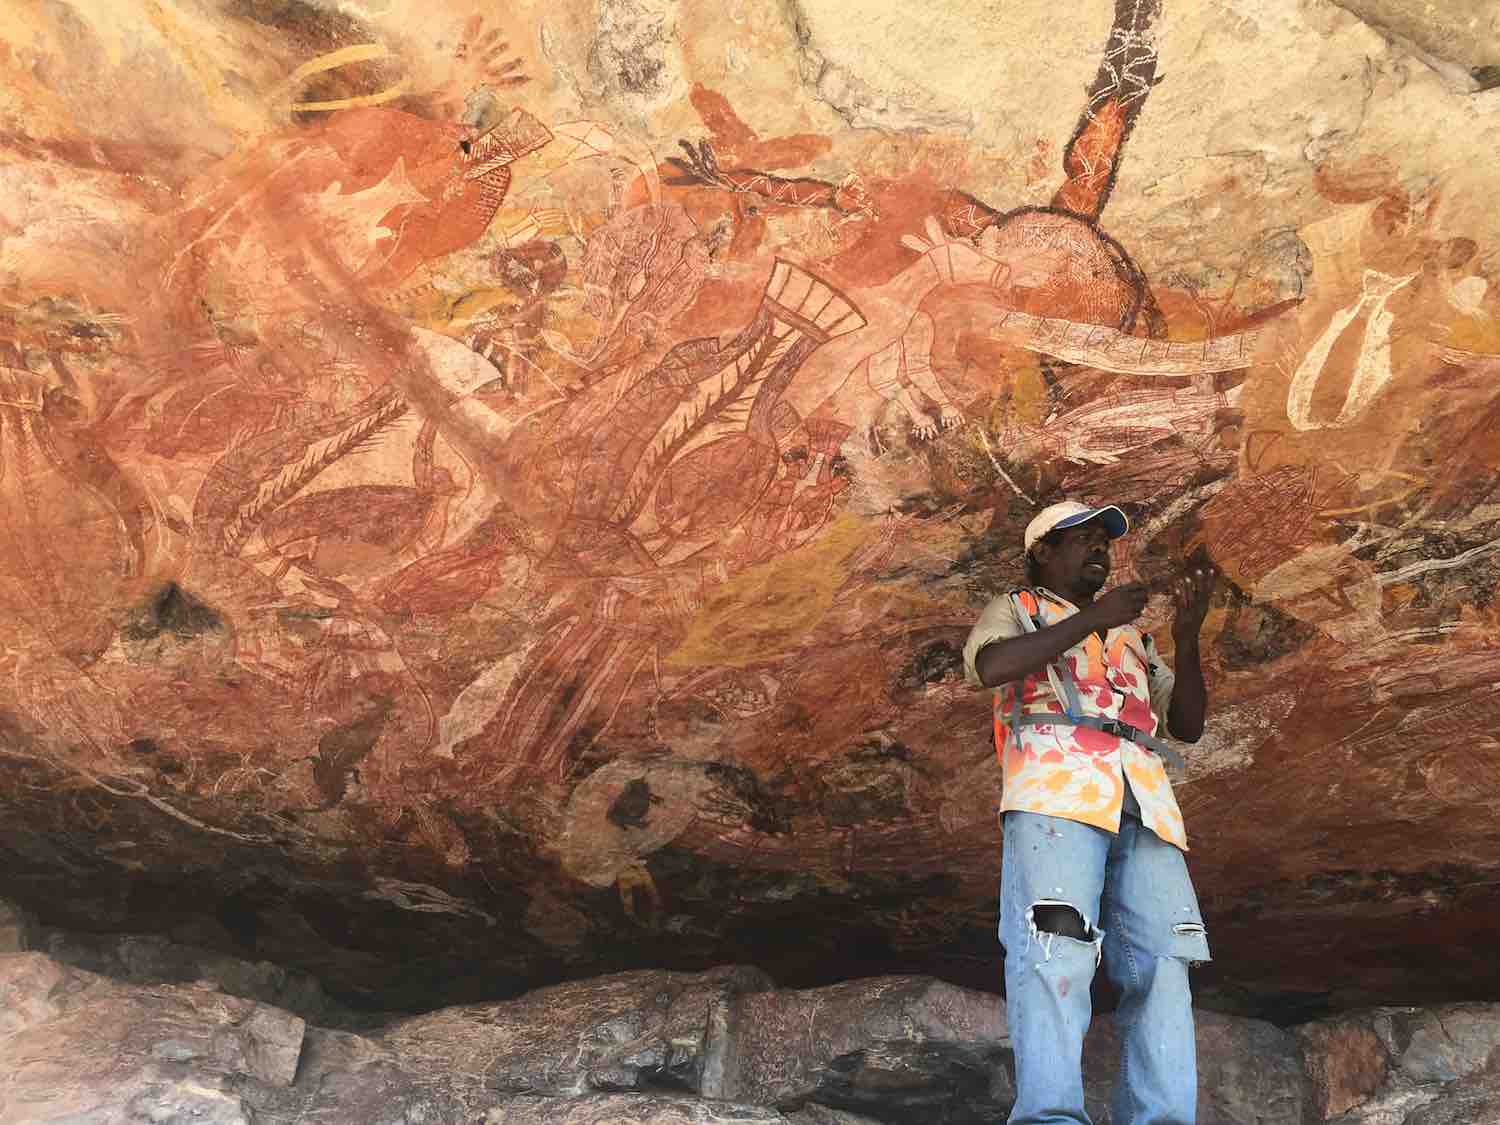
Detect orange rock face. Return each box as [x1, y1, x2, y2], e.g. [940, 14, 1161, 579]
[0, 0, 1499, 1019]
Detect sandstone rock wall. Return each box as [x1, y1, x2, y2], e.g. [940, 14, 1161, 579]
[1, 0, 1500, 1023]
[1301, 1002, 1500, 1123]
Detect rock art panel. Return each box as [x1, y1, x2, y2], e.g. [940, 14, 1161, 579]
[0, 0, 1497, 1016]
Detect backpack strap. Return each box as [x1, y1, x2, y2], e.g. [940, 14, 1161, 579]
[1007, 590, 1185, 770]
[1011, 712, 1185, 770]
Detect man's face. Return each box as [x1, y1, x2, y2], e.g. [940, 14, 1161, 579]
[1035, 520, 1113, 599]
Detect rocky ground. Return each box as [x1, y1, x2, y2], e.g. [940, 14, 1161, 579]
[3, 898, 1497, 1125]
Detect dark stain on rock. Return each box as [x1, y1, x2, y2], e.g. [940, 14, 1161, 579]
[846, 867, 960, 904]
[607, 778, 658, 830]
[228, 0, 396, 116]
[126, 738, 159, 755]
[293, 890, 359, 949]
[0, 708, 30, 743]
[953, 518, 1010, 568]
[588, 3, 674, 99]
[1216, 864, 1498, 925]
[780, 701, 816, 735]
[894, 639, 964, 695]
[565, 725, 612, 781]
[820, 741, 914, 827]
[615, 53, 665, 96]
[816, 1040, 1014, 1123]
[653, 696, 722, 743]
[229, 0, 365, 49]
[555, 677, 581, 712]
[703, 762, 793, 835]
[216, 891, 262, 951]
[124, 582, 224, 643]
[1213, 582, 1316, 670]
[894, 491, 947, 518]
[312, 702, 391, 808]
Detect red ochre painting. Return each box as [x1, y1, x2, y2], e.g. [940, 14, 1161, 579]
[2, 0, 1500, 1009]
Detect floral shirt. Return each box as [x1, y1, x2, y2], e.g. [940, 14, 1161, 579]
[962, 586, 1190, 850]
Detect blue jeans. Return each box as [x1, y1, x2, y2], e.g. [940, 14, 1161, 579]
[1000, 810, 1210, 1124]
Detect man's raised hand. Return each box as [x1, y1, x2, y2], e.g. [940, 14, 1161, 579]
[1089, 581, 1150, 629]
[1171, 563, 1218, 640]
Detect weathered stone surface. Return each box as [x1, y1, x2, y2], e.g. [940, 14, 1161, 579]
[1400, 1068, 1500, 1125]
[1084, 1008, 1309, 1124]
[1332, 0, 1500, 91]
[1326, 1068, 1500, 1125]
[382, 965, 775, 1094]
[1301, 1002, 1500, 1122]
[0, 952, 305, 1121]
[1300, 1016, 1391, 1118]
[586, 0, 688, 113]
[0, 950, 492, 1122]
[34, 926, 340, 1025]
[1, 0, 1500, 1027]
[785, 1107, 885, 1125]
[236, 1025, 488, 1124]
[706, 975, 1011, 1118]
[0, 946, 1335, 1124]
[484, 1093, 881, 1124]
[0, 951, 1322, 1124]
[0, 953, 305, 1086]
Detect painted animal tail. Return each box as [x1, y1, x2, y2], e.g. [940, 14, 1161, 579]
[475, 607, 654, 793]
[1052, 0, 1163, 219]
[191, 386, 408, 557]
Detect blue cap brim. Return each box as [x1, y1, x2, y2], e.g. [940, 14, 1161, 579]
[1053, 506, 1128, 539]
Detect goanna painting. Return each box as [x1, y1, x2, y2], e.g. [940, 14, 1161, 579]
[0, 0, 1498, 944]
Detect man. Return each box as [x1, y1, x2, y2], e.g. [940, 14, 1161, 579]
[963, 500, 1217, 1124]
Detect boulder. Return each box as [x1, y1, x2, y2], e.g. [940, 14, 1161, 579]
[1399, 1068, 1500, 1125]
[704, 975, 1012, 1120]
[234, 1026, 486, 1124]
[0, 949, 1325, 1124]
[0, 952, 305, 1122]
[1302, 1003, 1500, 1123]
[34, 926, 338, 1025]
[483, 1093, 882, 1124]
[380, 965, 776, 1094]
[1084, 1008, 1310, 1124]
[0, 953, 880, 1124]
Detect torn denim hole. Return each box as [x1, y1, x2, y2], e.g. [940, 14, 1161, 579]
[1025, 899, 1104, 967]
[1171, 921, 1210, 967]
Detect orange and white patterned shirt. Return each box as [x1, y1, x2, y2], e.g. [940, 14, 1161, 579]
[962, 586, 1189, 850]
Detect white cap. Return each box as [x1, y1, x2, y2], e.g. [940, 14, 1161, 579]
[1023, 501, 1129, 553]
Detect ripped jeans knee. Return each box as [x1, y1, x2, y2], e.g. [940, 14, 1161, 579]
[1025, 899, 1104, 966]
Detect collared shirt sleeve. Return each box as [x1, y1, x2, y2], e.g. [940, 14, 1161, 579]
[1143, 633, 1176, 729]
[963, 592, 1024, 688]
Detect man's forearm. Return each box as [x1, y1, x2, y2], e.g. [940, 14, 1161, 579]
[975, 609, 1102, 688]
[1166, 633, 1206, 741]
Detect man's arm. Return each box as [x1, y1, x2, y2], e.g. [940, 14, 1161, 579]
[1165, 565, 1216, 741]
[974, 583, 1149, 688]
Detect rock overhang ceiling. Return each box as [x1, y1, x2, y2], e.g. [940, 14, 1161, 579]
[1, 0, 1500, 1018]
